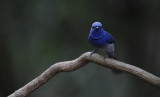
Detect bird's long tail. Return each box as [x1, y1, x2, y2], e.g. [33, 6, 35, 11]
[108, 53, 122, 74]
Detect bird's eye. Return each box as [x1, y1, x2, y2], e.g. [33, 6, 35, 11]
[91, 26, 102, 29]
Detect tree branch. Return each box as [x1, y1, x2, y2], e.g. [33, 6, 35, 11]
[8, 52, 160, 97]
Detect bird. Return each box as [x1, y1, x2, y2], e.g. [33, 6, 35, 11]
[88, 21, 116, 59]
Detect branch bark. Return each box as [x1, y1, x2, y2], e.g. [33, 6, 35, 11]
[8, 52, 160, 97]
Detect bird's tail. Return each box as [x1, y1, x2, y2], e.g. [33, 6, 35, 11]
[108, 54, 117, 60]
[107, 43, 122, 74]
[108, 51, 117, 59]
[112, 69, 122, 74]
[108, 53, 122, 74]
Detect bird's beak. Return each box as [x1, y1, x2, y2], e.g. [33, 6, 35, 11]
[95, 26, 99, 30]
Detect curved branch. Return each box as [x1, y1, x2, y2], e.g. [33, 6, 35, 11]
[8, 52, 160, 97]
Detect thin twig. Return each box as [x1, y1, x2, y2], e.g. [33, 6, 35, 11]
[8, 52, 160, 97]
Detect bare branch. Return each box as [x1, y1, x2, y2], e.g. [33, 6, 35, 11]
[8, 52, 160, 97]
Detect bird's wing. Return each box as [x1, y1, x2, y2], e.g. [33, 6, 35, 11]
[105, 31, 115, 44]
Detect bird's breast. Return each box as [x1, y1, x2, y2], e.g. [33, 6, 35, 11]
[88, 36, 107, 48]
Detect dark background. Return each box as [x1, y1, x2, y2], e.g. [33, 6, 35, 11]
[0, 0, 160, 97]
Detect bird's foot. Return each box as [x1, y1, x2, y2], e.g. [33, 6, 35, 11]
[90, 49, 98, 56]
[103, 54, 108, 59]
[112, 69, 122, 74]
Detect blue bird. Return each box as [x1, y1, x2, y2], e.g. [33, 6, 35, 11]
[88, 22, 116, 59]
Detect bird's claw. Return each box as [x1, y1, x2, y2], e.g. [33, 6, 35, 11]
[103, 54, 108, 59]
[90, 49, 97, 56]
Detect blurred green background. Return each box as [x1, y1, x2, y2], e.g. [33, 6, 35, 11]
[0, 0, 160, 97]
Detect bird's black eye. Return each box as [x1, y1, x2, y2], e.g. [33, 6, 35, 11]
[92, 26, 102, 29]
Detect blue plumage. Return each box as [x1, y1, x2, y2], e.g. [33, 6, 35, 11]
[88, 22, 116, 59]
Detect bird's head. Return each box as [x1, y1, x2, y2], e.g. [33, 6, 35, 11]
[91, 22, 103, 31]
